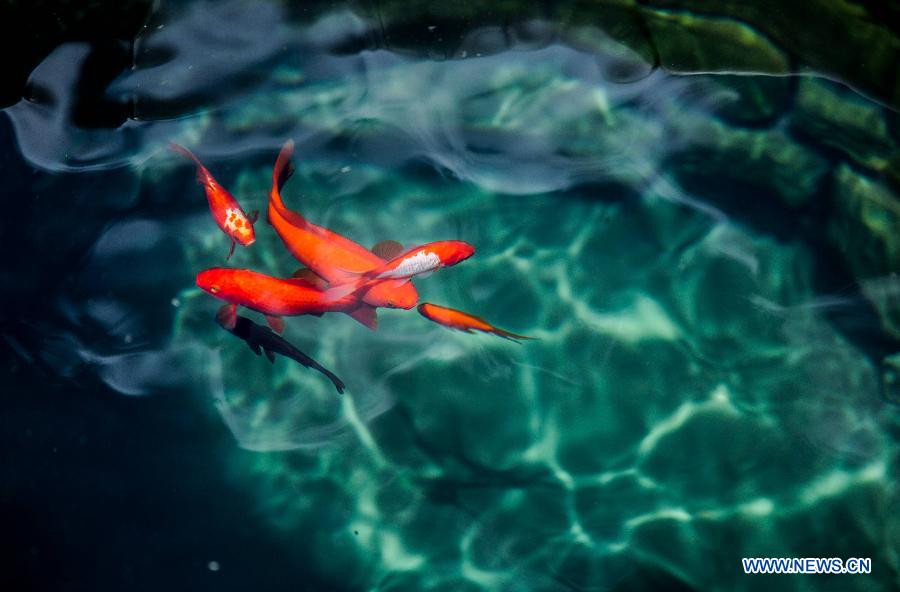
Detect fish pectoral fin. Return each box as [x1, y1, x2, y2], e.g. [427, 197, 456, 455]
[227, 240, 236, 260]
[249, 210, 259, 224]
[265, 315, 285, 334]
[344, 304, 378, 331]
[247, 341, 263, 356]
[216, 304, 238, 330]
[263, 348, 276, 363]
[371, 239, 405, 260]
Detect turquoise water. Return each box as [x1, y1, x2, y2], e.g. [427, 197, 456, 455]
[2, 1, 899, 590]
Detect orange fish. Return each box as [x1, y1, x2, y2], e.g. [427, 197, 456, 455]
[359, 240, 475, 281]
[197, 267, 363, 333]
[267, 140, 418, 326]
[171, 142, 257, 260]
[417, 303, 533, 342]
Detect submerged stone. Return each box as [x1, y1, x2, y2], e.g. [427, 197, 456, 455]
[558, 0, 657, 75]
[666, 115, 828, 209]
[691, 74, 794, 127]
[642, 9, 789, 74]
[791, 77, 897, 172]
[829, 165, 900, 338]
[882, 352, 900, 405]
[829, 165, 900, 278]
[640, 0, 900, 110]
[884, 152, 900, 192]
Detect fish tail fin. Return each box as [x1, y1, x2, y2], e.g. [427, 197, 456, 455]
[270, 139, 296, 209]
[269, 139, 312, 228]
[492, 328, 535, 343]
[344, 304, 378, 331]
[169, 142, 202, 166]
[169, 142, 212, 185]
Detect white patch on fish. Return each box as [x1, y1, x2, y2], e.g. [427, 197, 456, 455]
[377, 251, 441, 279]
[222, 207, 242, 234]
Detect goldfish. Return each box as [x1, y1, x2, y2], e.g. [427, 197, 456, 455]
[218, 313, 345, 394]
[359, 240, 475, 281]
[197, 267, 364, 333]
[170, 142, 257, 260]
[267, 140, 419, 323]
[417, 303, 533, 342]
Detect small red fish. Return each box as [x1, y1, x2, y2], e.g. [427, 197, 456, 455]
[268, 140, 418, 314]
[417, 303, 533, 342]
[359, 241, 475, 281]
[170, 142, 257, 260]
[197, 267, 363, 332]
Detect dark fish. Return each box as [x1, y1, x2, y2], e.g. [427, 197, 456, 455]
[218, 314, 345, 394]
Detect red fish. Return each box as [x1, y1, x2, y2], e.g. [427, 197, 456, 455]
[358, 241, 475, 281]
[170, 143, 257, 260]
[197, 267, 363, 333]
[267, 140, 418, 322]
[417, 303, 533, 342]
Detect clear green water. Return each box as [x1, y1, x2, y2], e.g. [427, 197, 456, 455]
[2, 1, 899, 591]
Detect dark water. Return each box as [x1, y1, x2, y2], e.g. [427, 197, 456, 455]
[2, 1, 899, 591]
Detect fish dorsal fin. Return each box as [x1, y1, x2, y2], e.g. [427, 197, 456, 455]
[371, 240, 405, 261]
[290, 268, 329, 290]
[345, 304, 378, 330]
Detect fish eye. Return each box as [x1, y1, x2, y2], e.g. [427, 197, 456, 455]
[210, 285, 220, 294]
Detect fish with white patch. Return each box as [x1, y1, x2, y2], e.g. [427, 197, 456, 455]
[355, 240, 475, 282]
[170, 143, 258, 260]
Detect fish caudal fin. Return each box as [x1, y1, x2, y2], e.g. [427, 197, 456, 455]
[268, 139, 312, 229]
[491, 328, 535, 343]
[169, 142, 202, 166]
[272, 140, 296, 198]
[170, 142, 211, 185]
[345, 304, 378, 330]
